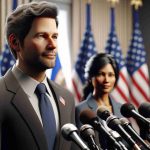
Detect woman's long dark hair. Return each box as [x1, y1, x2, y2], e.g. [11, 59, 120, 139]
[82, 53, 119, 100]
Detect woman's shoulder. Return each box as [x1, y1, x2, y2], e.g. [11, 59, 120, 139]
[76, 93, 94, 108]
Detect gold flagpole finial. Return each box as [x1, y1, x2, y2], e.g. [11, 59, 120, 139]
[87, 0, 92, 4]
[107, 0, 119, 7]
[131, 0, 143, 10]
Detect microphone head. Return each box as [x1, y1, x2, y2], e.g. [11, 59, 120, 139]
[120, 103, 136, 117]
[106, 115, 120, 130]
[138, 102, 150, 118]
[61, 123, 78, 140]
[120, 118, 129, 125]
[80, 124, 95, 141]
[97, 106, 111, 120]
[79, 109, 99, 126]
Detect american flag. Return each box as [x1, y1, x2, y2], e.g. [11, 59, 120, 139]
[0, 0, 17, 76]
[51, 54, 66, 87]
[126, 9, 150, 107]
[105, 8, 130, 104]
[1, 45, 16, 76]
[72, 3, 97, 102]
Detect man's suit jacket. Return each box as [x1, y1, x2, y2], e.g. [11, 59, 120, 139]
[0, 69, 75, 150]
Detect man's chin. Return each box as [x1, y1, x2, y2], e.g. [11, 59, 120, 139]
[48, 62, 56, 69]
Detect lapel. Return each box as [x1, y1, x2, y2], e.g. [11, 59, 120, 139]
[110, 96, 122, 118]
[87, 94, 98, 112]
[4, 70, 48, 150]
[47, 79, 67, 150]
[47, 79, 67, 124]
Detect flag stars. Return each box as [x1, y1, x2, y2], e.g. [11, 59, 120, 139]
[112, 43, 117, 49]
[1, 66, 6, 72]
[10, 60, 15, 65]
[138, 37, 142, 42]
[89, 37, 93, 42]
[117, 46, 121, 51]
[141, 58, 145, 62]
[88, 45, 92, 50]
[133, 36, 138, 40]
[133, 42, 138, 47]
[135, 23, 139, 28]
[116, 52, 121, 57]
[112, 37, 117, 42]
[135, 62, 140, 67]
[3, 58, 8, 63]
[142, 51, 146, 55]
[5, 49, 9, 54]
[135, 29, 141, 35]
[75, 27, 97, 84]
[136, 56, 140, 61]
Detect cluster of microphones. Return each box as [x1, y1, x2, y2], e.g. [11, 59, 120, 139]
[61, 102, 150, 150]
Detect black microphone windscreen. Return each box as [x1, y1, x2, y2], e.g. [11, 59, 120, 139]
[79, 109, 98, 125]
[80, 124, 95, 140]
[138, 102, 150, 118]
[120, 103, 136, 117]
[106, 115, 121, 129]
[97, 106, 111, 120]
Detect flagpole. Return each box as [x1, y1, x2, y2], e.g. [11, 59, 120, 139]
[107, 0, 119, 8]
[87, 0, 92, 4]
[131, 0, 143, 10]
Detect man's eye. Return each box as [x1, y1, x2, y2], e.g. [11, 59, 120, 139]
[52, 35, 58, 39]
[37, 34, 44, 38]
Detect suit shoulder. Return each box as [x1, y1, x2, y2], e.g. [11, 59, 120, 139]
[50, 80, 71, 93]
[76, 100, 88, 110]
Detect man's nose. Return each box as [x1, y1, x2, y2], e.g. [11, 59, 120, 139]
[47, 38, 57, 50]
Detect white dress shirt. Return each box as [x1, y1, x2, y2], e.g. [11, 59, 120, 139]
[12, 65, 59, 130]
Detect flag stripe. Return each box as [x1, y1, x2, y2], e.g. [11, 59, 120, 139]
[131, 74, 150, 102]
[72, 80, 82, 101]
[126, 9, 150, 107]
[115, 86, 129, 103]
[138, 66, 149, 84]
[119, 71, 129, 88]
[130, 92, 139, 107]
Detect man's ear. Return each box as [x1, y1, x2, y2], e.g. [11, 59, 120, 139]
[8, 33, 20, 51]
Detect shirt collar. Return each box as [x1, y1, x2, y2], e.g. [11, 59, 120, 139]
[12, 65, 48, 97]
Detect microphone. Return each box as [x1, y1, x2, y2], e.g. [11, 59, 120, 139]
[138, 102, 150, 118]
[97, 106, 141, 150]
[61, 123, 90, 150]
[138, 102, 150, 142]
[80, 109, 124, 150]
[80, 124, 101, 150]
[120, 117, 150, 150]
[120, 103, 150, 127]
[108, 129, 128, 150]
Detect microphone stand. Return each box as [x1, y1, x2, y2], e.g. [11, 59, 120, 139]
[84, 135, 101, 150]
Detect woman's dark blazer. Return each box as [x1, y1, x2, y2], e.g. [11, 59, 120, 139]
[75, 93, 124, 149]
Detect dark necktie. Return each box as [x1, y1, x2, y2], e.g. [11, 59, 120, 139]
[35, 83, 56, 150]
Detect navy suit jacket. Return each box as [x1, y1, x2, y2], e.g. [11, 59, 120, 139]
[0, 69, 75, 150]
[75, 93, 123, 128]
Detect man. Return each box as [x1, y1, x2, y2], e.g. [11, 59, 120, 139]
[0, 1, 75, 150]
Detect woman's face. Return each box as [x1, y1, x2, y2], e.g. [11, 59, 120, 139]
[92, 63, 116, 95]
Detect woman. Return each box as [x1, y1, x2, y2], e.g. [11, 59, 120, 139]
[75, 53, 126, 149]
